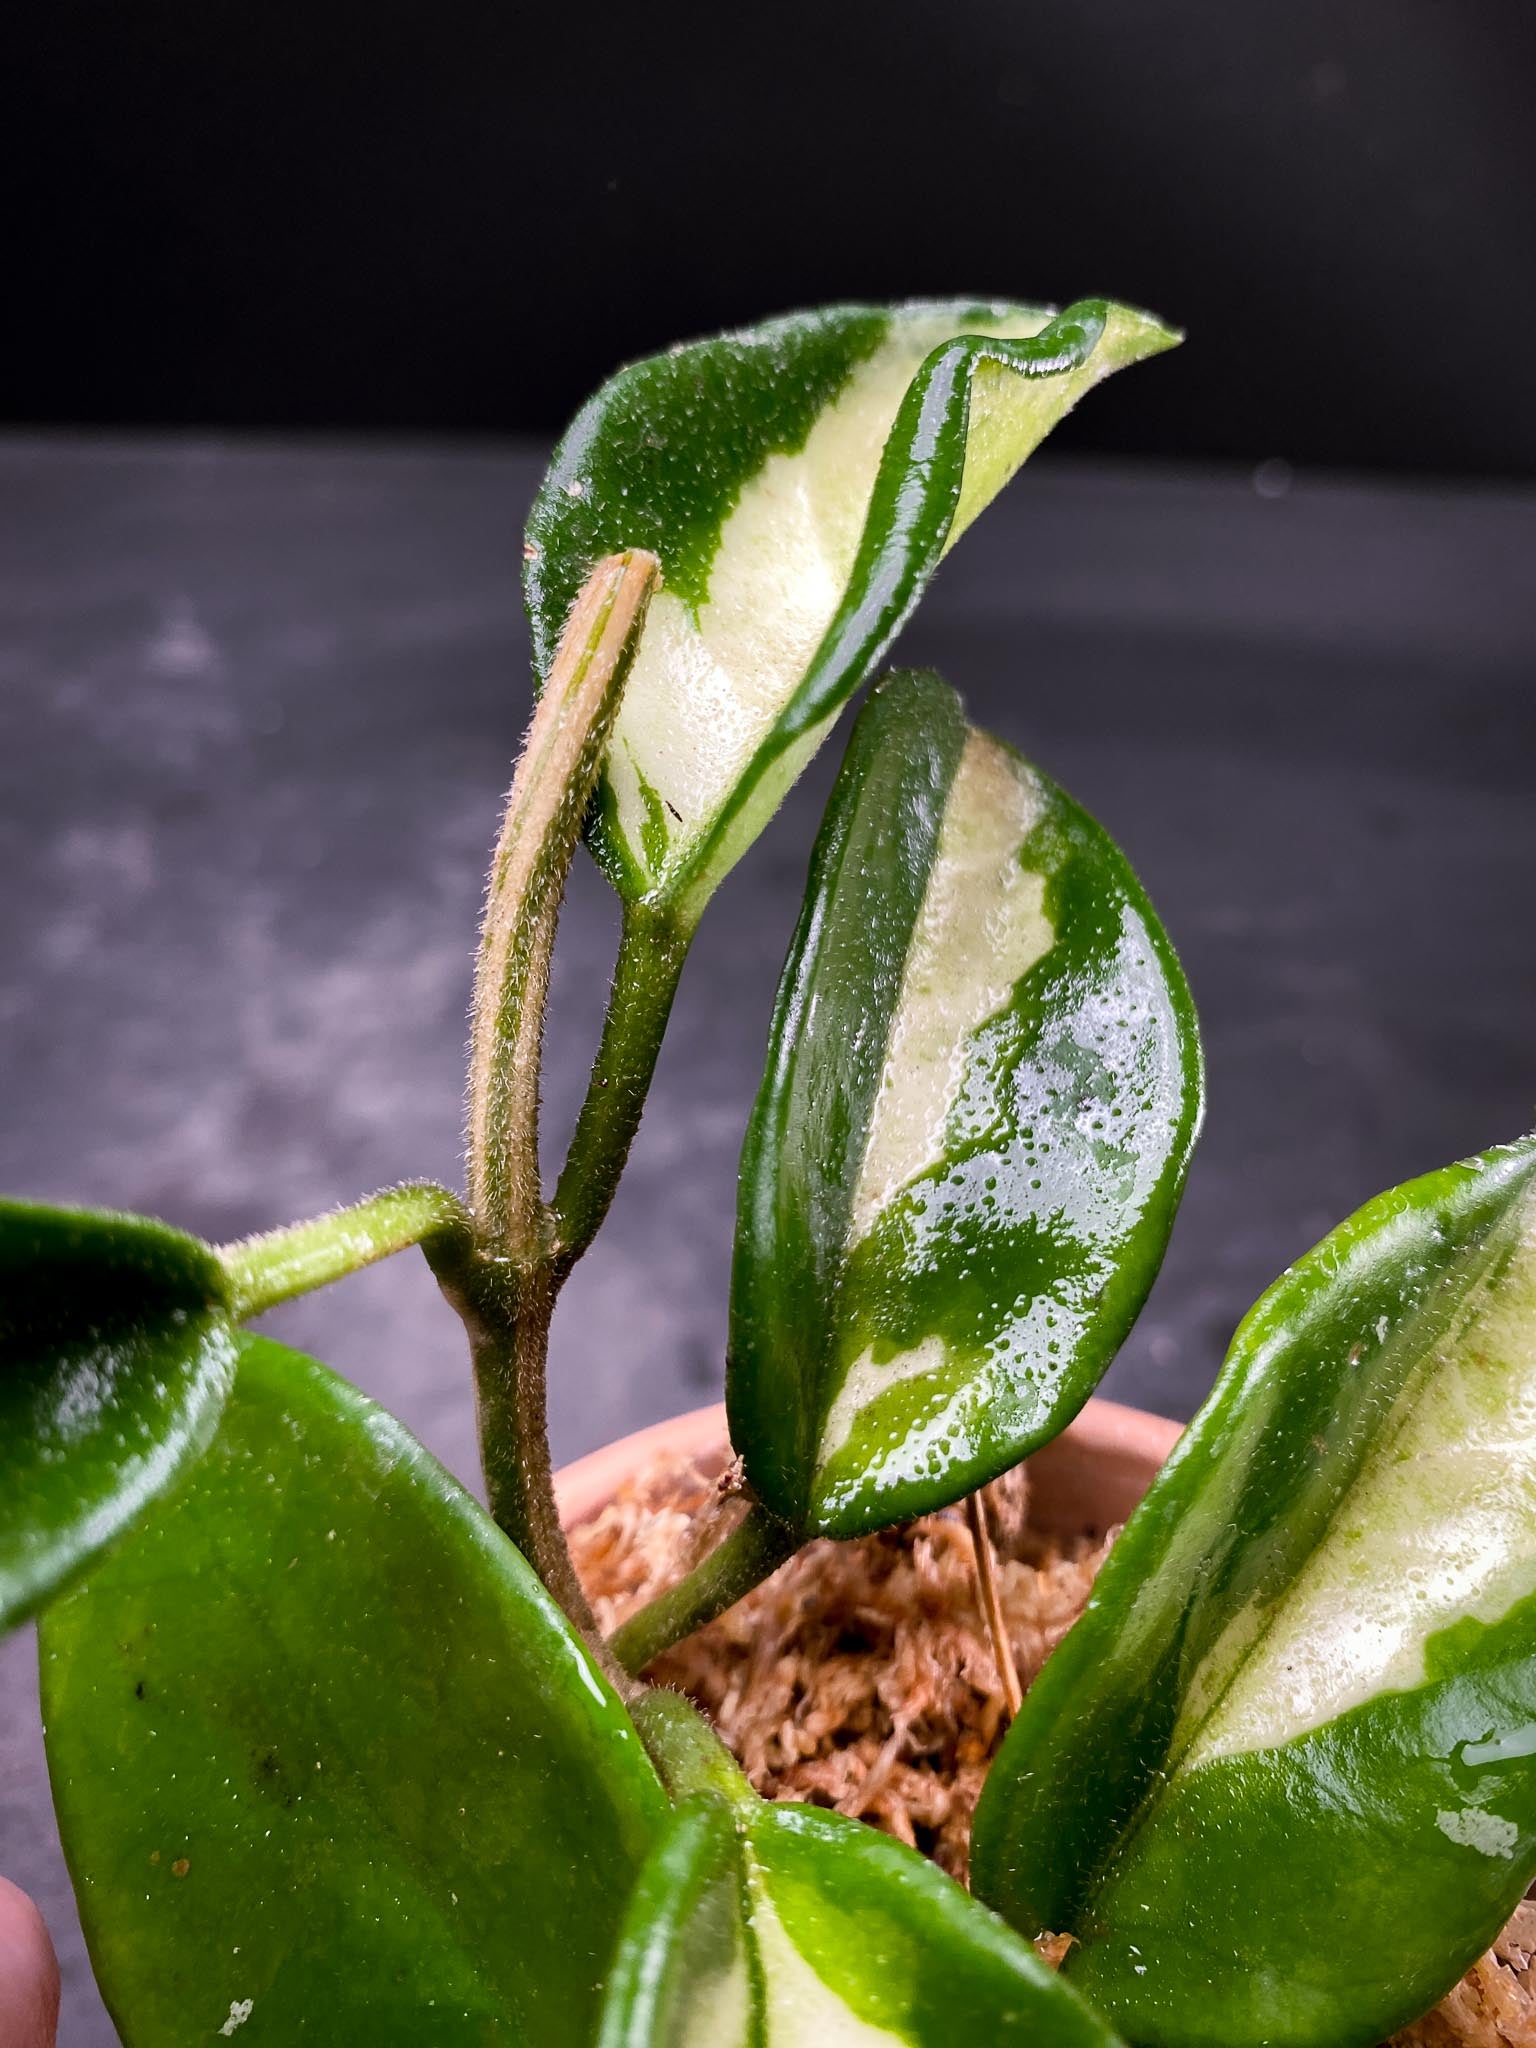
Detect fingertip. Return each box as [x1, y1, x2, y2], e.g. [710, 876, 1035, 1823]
[0, 1878, 60, 2048]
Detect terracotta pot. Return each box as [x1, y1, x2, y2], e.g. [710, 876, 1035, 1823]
[556, 1395, 1183, 1538]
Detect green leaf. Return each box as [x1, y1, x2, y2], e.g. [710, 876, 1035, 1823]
[41, 1333, 668, 2045]
[0, 1199, 236, 1629]
[596, 1799, 748, 2047]
[971, 1136, 1536, 2048]
[598, 1794, 1122, 2047]
[526, 297, 1179, 924]
[728, 671, 1202, 1539]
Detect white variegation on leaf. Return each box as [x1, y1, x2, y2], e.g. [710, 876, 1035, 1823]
[1178, 1178, 1536, 1771]
[746, 1881, 904, 2046]
[663, 1871, 753, 2048]
[594, 302, 1175, 916]
[943, 312, 1159, 547]
[730, 668, 1200, 1540]
[848, 734, 1052, 1239]
[968, 1139, 1536, 2047]
[818, 734, 1054, 1478]
[599, 1791, 1118, 2048]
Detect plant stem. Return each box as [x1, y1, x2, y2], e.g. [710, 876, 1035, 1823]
[449, 551, 658, 1676]
[219, 1183, 472, 1320]
[431, 1247, 612, 1654]
[609, 1500, 796, 1676]
[967, 1487, 1022, 1718]
[549, 903, 691, 1275]
[467, 548, 660, 1264]
[630, 1688, 754, 1808]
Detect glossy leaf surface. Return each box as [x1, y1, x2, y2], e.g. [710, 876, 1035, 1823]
[729, 671, 1201, 1538]
[526, 297, 1178, 921]
[42, 1334, 667, 2044]
[0, 1199, 236, 1629]
[972, 1137, 1536, 2048]
[599, 1794, 1121, 2047]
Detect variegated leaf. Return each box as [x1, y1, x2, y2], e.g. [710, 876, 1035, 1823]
[972, 1135, 1536, 2048]
[525, 297, 1178, 924]
[728, 670, 1201, 1538]
[597, 1794, 1120, 2048]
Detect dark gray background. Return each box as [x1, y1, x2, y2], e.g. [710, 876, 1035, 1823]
[2, 438, 1534, 2040]
[4, 0, 1536, 477]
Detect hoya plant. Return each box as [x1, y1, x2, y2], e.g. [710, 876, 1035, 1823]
[5, 299, 1534, 2048]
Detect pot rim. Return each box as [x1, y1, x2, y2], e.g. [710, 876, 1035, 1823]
[557, 1395, 1183, 1535]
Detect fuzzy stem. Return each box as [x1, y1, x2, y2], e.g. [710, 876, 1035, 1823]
[467, 549, 660, 1263]
[967, 1487, 1022, 1718]
[630, 1688, 754, 1808]
[609, 1501, 796, 1676]
[549, 903, 690, 1275]
[432, 1247, 613, 1656]
[219, 1183, 472, 1320]
[443, 550, 659, 1683]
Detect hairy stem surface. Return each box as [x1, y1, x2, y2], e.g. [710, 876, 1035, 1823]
[432, 1249, 614, 1658]
[452, 551, 658, 1678]
[550, 904, 690, 1274]
[220, 1183, 472, 1319]
[468, 549, 659, 1262]
[630, 1687, 753, 1807]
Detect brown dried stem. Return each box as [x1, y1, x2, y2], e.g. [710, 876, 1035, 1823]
[967, 1487, 1023, 1719]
